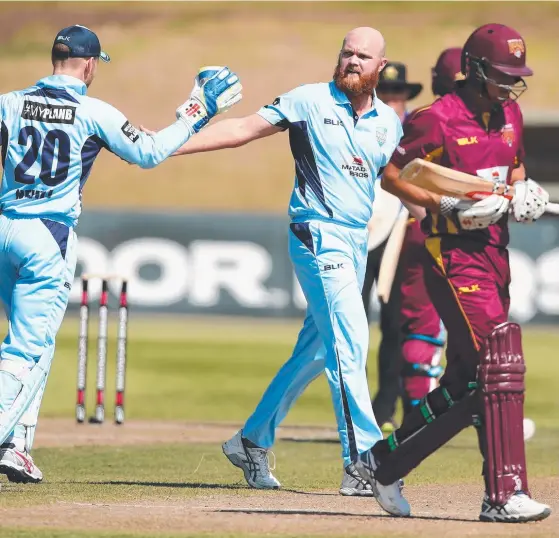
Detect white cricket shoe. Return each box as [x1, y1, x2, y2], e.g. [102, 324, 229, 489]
[354, 450, 411, 517]
[222, 430, 281, 489]
[340, 463, 375, 496]
[480, 492, 551, 523]
[0, 446, 43, 483]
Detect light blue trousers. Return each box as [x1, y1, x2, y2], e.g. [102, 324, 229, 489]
[244, 220, 382, 467]
[0, 215, 77, 450]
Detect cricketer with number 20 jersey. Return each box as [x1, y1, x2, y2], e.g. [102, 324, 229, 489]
[0, 74, 191, 227]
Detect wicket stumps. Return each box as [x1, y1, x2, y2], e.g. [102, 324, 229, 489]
[76, 274, 129, 425]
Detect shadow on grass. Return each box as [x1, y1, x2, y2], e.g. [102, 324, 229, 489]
[78, 480, 247, 490]
[281, 437, 478, 451]
[281, 437, 339, 444]
[283, 489, 338, 496]
[60, 480, 338, 496]
[216, 508, 476, 523]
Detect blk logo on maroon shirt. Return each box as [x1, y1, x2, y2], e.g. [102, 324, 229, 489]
[391, 91, 525, 248]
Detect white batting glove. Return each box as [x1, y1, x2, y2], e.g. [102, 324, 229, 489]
[439, 195, 472, 216]
[177, 66, 243, 134]
[457, 194, 510, 230]
[512, 178, 549, 223]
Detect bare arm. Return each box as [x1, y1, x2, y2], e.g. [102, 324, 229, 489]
[402, 200, 427, 221]
[173, 113, 284, 156]
[381, 162, 442, 214]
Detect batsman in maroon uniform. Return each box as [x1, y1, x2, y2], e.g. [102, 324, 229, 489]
[365, 24, 552, 522]
[399, 48, 463, 413]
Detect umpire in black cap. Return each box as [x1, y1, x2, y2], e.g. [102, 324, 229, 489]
[376, 62, 422, 122]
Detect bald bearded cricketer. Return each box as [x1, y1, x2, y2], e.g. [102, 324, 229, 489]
[160, 27, 410, 517]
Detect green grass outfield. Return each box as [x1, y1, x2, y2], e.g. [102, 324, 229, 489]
[40, 316, 559, 427]
[0, 316, 557, 537]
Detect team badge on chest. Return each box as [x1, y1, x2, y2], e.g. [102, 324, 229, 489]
[501, 123, 515, 147]
[376, 126, 387, 147]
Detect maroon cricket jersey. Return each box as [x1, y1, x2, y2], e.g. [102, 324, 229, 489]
[391, 90, 525, 248]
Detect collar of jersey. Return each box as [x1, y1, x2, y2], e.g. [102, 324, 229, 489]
[36, 75, 87, 96]
[329, 81, 378, 116]
[453, 88, 507, 130]
[453, 89, 478, 120]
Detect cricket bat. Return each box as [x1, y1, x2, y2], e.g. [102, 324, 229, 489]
[400, 158, 559, 215]
[377, 207, 409, 304]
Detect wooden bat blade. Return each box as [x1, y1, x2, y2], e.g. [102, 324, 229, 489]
[400, 158, 503, 201]
[400, 158, 559, 216]
[377, 208, 409, 304]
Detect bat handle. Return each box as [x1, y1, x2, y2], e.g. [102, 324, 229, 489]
[493, 183, 514, 200]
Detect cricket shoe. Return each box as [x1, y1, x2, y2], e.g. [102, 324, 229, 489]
[340, 464, 404, 498]
[0, 445, 43, 483]
[222, 430, 280, 489]
[354, 449, 411, 517]
[339, 463, 375, 496]
[479, 492, 551, 523]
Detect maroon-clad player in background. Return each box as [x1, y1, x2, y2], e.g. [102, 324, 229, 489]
[398, 48, 463, 414]
[361, 24, 551, 522]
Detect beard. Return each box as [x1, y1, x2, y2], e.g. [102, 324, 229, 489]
[333, 62, 381, 96]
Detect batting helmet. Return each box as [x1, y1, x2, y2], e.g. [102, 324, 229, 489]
[462, 23, 533, 78]
[431, 47, 463, 96]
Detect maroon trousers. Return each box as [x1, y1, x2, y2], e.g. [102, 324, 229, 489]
[423, 236, 513, 495]
[372, 236, 528, 501]
[424, 236, 510, 394]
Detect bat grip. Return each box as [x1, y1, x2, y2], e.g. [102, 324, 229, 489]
[492, 183, 514, 200]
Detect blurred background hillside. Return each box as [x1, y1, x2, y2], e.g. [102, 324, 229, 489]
[2, 1, 558, 323]
[2, 1, 558, 212]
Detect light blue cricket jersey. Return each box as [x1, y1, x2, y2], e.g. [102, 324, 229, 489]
[258, 81, 403, 228]
[0, 75, 191, 227]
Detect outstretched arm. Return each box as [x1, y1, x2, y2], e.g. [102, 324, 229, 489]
[173, 113, 283, 155]
[95, 102, 193, 169]
[141, 85, 310, 156]
[96, 66, 243, 168]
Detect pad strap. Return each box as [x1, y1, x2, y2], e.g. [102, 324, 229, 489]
[401, 362, 444, 378]
[404, 333, 445, 347]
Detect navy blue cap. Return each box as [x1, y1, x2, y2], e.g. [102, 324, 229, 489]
[53, 25, 110, 63]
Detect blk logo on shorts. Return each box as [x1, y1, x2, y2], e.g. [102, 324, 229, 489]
[458, 284, 481, 294]
[322, 263, 344, 271]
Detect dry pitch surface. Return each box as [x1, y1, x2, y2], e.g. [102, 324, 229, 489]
[0, 419, 556, 537]
[0, 318, 556, 538]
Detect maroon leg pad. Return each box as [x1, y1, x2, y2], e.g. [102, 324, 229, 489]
[478, 322, 529, 505]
